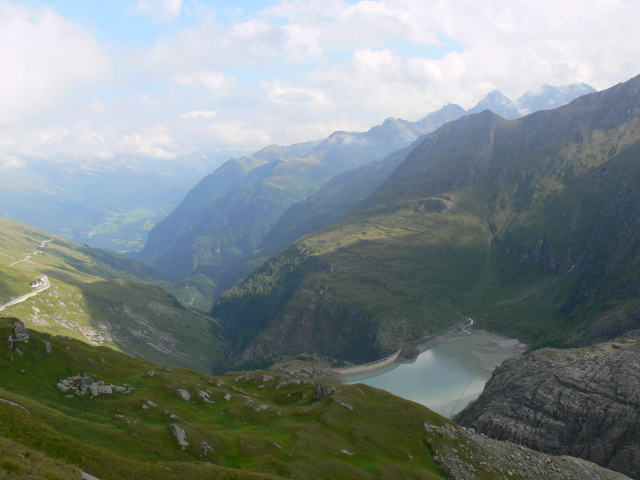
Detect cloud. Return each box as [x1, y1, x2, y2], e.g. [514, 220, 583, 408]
[267, 83, 331, 107]
[0, 156, 27, 169]
[87, 102, 108, 114]
[172, 72, 235, 93]
[120, 125, 178, 159]
[178, 110, 219, 119]
[2, 0, 640, 162]
[0, 4, 107, 127]
[203, 121, 272, 147]
[129, 0, 184, 22]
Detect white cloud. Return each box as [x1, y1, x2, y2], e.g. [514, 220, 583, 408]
[130, 0, 184, 22]
[0, 156, 27, 169]
[120, 125, 177, 159]
[0, 4, 107, 127]
[2, 0, 640, 162]
[204, 121, 272, 147]
[267, 83, 331, 107]
[172, 72, 234, 93]
[178, 110, 218, 119]
[87, 102, 108, 114]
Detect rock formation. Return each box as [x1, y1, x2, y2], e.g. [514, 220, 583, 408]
[170, 424, 189, 448]
[426, 421, 631, 480]
[396, 343, 420, 361]
[457, 330, 640, 479]
[56, 374, 133, 397]
[8, 320, 30, 351]
[312, 384, 334, 400]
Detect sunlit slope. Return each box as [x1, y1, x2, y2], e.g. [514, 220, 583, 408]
[257, 143, 419, 261]
[0, 217, 227, 372]
[213, 74, 640, 367]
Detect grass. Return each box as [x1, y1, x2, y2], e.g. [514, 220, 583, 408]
[0, 217, 228, 373]
[0, 317, 451, 480]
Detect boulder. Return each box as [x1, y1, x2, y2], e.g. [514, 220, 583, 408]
[170, 424, 189, 448]
[312, 384, 334, 400]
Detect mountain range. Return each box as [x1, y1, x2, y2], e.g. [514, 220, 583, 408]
[1, 73, 640, 480]
[137, 83, 595, 311]
[209, 75, 640, 369]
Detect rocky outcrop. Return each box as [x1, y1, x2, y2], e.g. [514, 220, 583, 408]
[457, 330, 640, 479]
[170, 424, 189, 448]
[8, 320, 30, 351]
[426, 421, 631, 480]
[233, 300, 386, 367]
[56, 374, 133, 397]
[396, 343, 420, 361]
[312, 384, 334, 400]
[177, 389, 191, 402]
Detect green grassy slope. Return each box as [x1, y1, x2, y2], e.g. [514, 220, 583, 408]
[0, 217, 227, 373]
[256, 143, 419, 261]
[0, 318, 449, 480]
[212, 74, 640, 367]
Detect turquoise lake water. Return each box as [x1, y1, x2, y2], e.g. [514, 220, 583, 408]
[346, 334, 496, 418]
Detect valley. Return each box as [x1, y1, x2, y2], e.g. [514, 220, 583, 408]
[3, 2, 640, 479]
[211, 76, 640, 370]
[0, 76, 638, 480]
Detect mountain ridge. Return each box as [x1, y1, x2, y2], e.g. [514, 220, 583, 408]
[210, 74, 640, 368]
[138, 82, 594, 312]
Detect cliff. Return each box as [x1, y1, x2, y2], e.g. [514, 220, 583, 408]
[457, 330, 640, 479]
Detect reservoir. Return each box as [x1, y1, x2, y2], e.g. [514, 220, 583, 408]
[345, 330, 526, 418]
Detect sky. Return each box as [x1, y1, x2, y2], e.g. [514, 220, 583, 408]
[1, 0, 640, 165]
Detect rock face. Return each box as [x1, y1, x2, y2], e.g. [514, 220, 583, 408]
[457, 330, 640, 479]
[8, 320, 30, 351]
[312, 384, 334, 400]
[170, 424, 189, 448]
[426, 421, 631, 480]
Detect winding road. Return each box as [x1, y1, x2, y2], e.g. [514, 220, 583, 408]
[0, 239, 54, 312]
[0, 275, 50, 312]
[462, 316, 474, 334]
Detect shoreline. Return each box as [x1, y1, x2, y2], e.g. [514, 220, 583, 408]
[336, 322, 527, 383]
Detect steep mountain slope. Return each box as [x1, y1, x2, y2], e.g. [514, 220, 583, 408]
[256, 143, 418, 261]
[137, 82, 596, 314]
[457, 330, 640, 479]
[0, 318, 629, 480]
[211, 74, 640, 368]
[137, 107, 466, 299]
[257, 87, 599, 273]
[0, 217, 227, 372]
